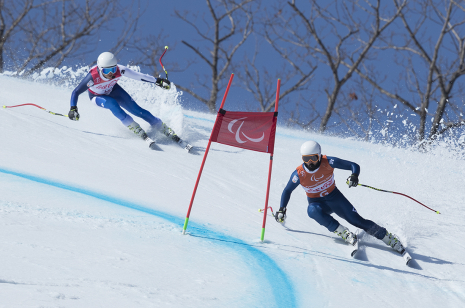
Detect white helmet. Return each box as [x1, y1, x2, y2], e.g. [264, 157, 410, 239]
[300, 140, 321, 156]
[97, 52, 117, 69]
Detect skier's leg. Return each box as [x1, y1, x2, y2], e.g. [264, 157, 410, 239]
[110, 84, 162, 128]
[109, 85, 182, 141]
[307, 201, 340, 233]
[326, 188, 387, 240]
[92, 95, 134, 125]
[92, 95, 147, 139]
[309, 198, 357, 244]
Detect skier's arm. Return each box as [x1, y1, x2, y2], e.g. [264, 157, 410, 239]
[327, 156, 360, 175]
[119, 65, 158, 83]
[70, 72, 93, 107]
[280, 170, 300, 209]
[119, 65, 170, 89]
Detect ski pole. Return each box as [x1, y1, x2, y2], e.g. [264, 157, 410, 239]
[259, 207, 275, 216]
[159, 46, 169, 80]
[260, 207, 286, 219]
[3, 103, 68, 117]
[348, 181, 441, 214]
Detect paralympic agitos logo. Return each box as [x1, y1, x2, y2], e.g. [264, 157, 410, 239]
[228, 117, 265, 144]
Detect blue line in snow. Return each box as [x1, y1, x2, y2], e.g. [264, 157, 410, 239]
[184, 114, 215, 123]
[0, 167, 297, 308]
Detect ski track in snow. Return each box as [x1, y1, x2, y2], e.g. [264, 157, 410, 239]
[1, 74, 465, 307]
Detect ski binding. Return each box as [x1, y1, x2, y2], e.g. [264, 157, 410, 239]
[175, 137, 193, 153]
[180, 140, 193, 153]
[168, 133, 193, 153]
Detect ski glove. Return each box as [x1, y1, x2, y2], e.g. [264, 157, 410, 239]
[347, 174, 359, 188]
[155, 77, 171, 89]
[275, 207, 287, 223]
[68, 106, 79, 121]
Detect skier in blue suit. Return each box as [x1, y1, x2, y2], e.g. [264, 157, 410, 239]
[68, 51, 177, 142]
[275, 140, 407, 254]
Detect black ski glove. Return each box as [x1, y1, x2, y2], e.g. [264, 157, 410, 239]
[347, 174, 359, 188]
[68, 106, 79, 121]
[155, 77, 171, 89]
[274, 207, 287, 223]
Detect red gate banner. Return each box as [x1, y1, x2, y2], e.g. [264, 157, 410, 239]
[210, 110, 277, 154]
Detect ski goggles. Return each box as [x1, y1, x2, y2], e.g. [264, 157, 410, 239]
[302, 154, 320, 163]
[101, 66, 117, 74]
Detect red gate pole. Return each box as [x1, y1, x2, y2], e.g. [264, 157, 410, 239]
[260, 79, 281, 241]
[182, 73, 235, 234]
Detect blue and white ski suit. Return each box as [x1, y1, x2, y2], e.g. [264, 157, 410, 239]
[70, 65, 162, 128]
[280, 156, 387, 239]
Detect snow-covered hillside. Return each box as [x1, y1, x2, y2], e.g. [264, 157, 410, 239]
[1, 75, 464, 307]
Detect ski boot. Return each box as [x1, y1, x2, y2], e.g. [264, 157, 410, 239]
[334, 224, 357, 246]
[128, 121, 148, 140]
[382, 232, 405, 254]
[162, 123, 181, 143]
[274, 207, 287, 223]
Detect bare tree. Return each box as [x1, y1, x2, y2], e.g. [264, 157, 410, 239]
[286, 94, 321, 129]
[331, 75, 413, 144]
[3, 0, 141, 76]
[332, 82, 379, 141]
[0, 0, 59, 73]
[130, 32, 171, 77]
[269, 0, 406, 133]
[236, 41, 317, 113]
[235, 2, 319, 113]
[351, 0, 465, 143]
[174, 0, 256, 113]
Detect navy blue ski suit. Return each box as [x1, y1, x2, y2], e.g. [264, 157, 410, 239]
[280, 156, 387, 239]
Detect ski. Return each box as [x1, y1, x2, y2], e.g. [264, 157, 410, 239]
[350, 229, 360, 258]
[170, 134, 193, 153]
[144, 136, 162, 150]
[348, 231, 412, 266]
[145, 136, 155, 147]
[177, 138, 193, 153]
[385, 234, 413, 266]
[401, 249, 413, 266]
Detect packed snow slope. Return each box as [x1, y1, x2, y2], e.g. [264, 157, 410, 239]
[1, 74, 464, 308]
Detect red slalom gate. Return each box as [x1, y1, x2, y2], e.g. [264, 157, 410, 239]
[182, 73, 281, 242]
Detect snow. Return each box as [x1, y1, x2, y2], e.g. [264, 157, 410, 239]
[1, 74, 464, 307]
